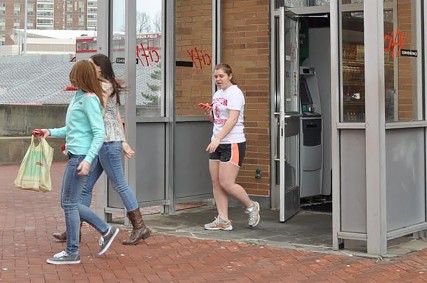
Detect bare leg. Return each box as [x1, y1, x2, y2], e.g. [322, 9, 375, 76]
[209, 160, 229, 220]
[218, 162, 253, 209]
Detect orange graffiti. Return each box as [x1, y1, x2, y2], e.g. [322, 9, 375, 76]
[187, 47, 211, 69]
[384, 28, 405, 59]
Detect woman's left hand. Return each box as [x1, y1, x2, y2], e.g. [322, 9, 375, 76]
[77, 160, 91, 176]
[122, 141, 135, 159]
[206, 137, 220, 153]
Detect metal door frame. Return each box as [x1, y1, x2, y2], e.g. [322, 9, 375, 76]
[271, 6, 301, 222]
[96, 0, 222, 219]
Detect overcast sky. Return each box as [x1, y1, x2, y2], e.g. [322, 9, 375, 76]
[113, 1, 162, 32]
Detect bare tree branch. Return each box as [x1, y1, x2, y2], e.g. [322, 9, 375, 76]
[137, 12, 152, 33]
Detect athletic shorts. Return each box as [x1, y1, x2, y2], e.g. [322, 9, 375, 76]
[209, 142, 246, 167]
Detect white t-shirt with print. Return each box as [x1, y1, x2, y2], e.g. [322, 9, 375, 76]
[212, 84, 246, 144]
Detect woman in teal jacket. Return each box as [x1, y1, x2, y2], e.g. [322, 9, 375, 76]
[37, 60, 119, 265]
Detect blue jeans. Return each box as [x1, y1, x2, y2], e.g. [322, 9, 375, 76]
[61, 155, 109, 255]
[80, 141, 138, 212]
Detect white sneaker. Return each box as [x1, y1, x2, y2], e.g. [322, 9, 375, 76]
[246, 201, 260, 227]
[204, 216, 233, 231]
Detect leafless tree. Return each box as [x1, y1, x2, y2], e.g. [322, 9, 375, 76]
[153, 11, 161, 33]
[137, 12, 152, 33]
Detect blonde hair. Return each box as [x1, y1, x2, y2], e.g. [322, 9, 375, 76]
[69, 60, 105, 106]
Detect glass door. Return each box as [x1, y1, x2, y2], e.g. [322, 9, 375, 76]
[274, 7, 301, 222]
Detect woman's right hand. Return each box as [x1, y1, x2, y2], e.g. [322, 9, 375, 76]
[32, 128, 49, 138]
[122, 141, 135, 159]
[198, 103, 213, 122]
[198, 102, 212, 111]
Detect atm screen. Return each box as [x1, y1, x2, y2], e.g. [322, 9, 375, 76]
[300, 78, 313, 106]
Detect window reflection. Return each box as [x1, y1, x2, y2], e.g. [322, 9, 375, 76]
[384, 0, 422, 122]
[135, 1, 163, 117]
[110, 0, 163, 118]
[341, 8, 365, 122]
[111, 0, 126, 81]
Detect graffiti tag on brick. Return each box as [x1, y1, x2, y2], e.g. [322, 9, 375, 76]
[187, 47, 211, 69]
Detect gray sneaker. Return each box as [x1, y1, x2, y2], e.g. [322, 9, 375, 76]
[246, 201, 260, 227]
[46, 251, 80, 265]
[204, 216, 233, 231]
[98, 226, 119, 255]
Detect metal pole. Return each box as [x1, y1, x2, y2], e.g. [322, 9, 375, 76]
[23, 0, 27, 54]
[364, 0, 387, 255]
[164, 0, 176, 214]
[93, 0, 110, 220]
[125, 0, 137, 210]
[212, 0, 221, 75]
[97, 0, 109, 55]
[330, 0, 341, 251]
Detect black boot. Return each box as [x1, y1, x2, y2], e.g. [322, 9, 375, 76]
[122, 208, 151, 245]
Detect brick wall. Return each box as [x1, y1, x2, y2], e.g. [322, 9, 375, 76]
[175, 0, 271, 196]
[54, 0, 65, 29]
[175, 0, 213, 116]
[397, 0, 418, 121]
[221, 0, 270, 196]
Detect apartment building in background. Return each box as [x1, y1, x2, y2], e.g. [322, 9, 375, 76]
[0, 0, 97, 45]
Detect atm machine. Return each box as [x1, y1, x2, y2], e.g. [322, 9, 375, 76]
[299, 66, 323, 198]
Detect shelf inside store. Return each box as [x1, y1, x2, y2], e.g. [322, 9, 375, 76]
[343, 100, 365, 105]
[343, 81, 364, 86]
[343, 60, 394, 67]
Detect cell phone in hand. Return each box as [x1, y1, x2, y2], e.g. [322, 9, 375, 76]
[198, 102, 212, 111]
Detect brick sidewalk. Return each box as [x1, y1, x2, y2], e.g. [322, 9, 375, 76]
[1, 162, 427, 282]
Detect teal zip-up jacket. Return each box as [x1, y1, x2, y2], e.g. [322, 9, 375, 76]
[49, 90, 105, 164]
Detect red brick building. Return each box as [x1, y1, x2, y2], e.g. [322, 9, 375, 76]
[0, 0, 97, 45]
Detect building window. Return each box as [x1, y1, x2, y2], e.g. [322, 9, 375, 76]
[384, 0, 423, 122]
[79, 1, 85, 12]
[341, 4, 365, 122]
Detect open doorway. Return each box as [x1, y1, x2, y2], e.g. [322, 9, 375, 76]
[298, 15, 332, 214]
[271, 9, 332, 223]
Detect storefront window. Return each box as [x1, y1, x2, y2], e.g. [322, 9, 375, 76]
[111, 0, 125, 78]
[276, 0, 330, 8]
[341, 5, 365, 122]
[384, 0, 423, 122]
[135, 1, 162, 117]
[175, 0, 212, 117]
[111, 1, 163, 118]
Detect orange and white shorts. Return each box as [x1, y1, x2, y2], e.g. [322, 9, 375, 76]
[209, 142, 246, 167]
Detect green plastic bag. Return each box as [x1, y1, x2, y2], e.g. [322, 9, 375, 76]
[14, 136, 54, 192]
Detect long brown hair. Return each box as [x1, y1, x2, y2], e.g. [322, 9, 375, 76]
[69, 60, 105, 106]
[90, 54, 123, 105]
[214, 63, 236, 85]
